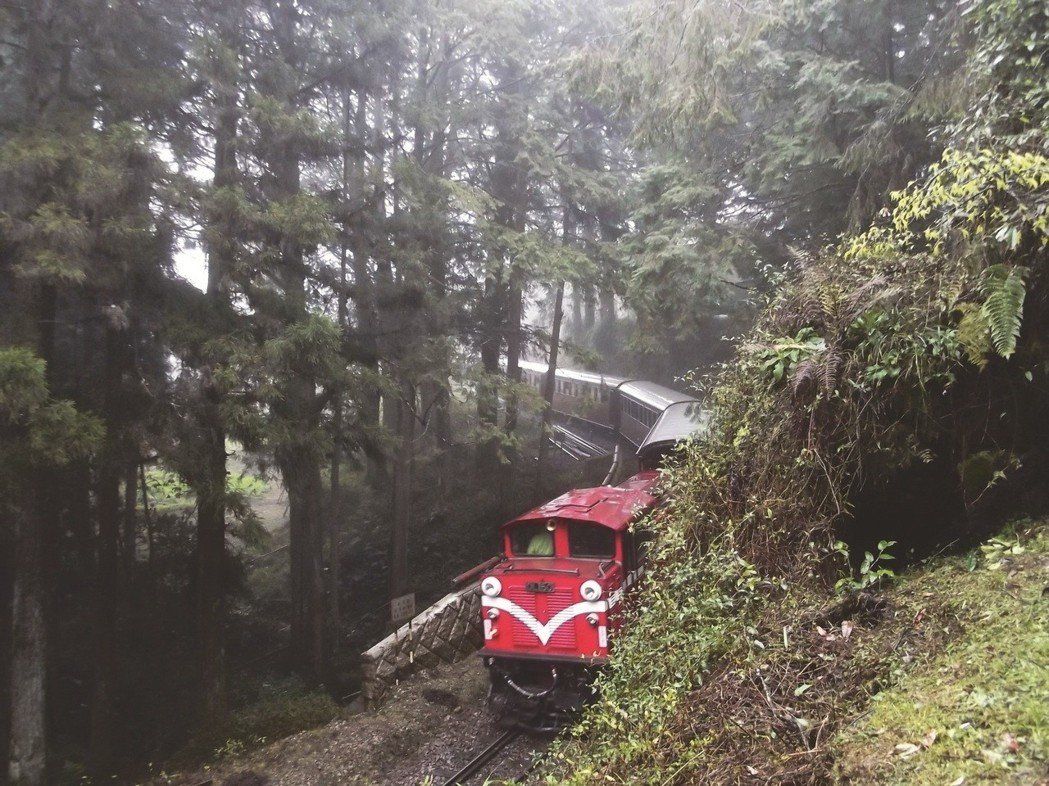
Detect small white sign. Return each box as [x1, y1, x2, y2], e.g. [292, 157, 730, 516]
[390, 592, 416, 624]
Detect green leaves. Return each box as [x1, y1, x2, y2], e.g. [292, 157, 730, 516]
[981, 264, 1028, 359]
[835, 539, 897, 594]
[755, 328, 826, 385]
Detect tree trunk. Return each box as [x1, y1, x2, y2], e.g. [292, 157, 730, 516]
[328, 404, 343, 655]
[478, 58, 525, 475]
[7, 509, 46, 786]
[418, 35, 454, 449]
[195, 21, 240, 723]
[504, 273, 523, 441]
[388, 382, 415, 604]
[349, 88, 384, 485]
[122, 460, 137, 574]
[328, 86, 353, 659]
[476, 274, 503, 476]
[23, 0, 55, 119]
[7, 269, 61, 785]
[597, 288, 617, 355]
[195, 370, 227, 729]
[267, 0, 327, 683]
[90, 324, 122, 777]
[281, 447, 326, 680]
[536, 281, 565, 494]
[570, 285, 583, 340]
[89, 477, 119, 776]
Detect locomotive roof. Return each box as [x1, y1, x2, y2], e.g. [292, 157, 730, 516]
[617, 379, 697, 411]
[517, 359, 628, 388]
[502, 471, 660, 532]
[636, 400, 710, 461]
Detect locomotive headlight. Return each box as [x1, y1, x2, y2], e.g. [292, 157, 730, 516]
[580, 580, 603, 601]
[481, 576, 502, 597]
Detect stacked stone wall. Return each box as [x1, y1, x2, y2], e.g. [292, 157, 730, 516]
[360, 584, 483, 707]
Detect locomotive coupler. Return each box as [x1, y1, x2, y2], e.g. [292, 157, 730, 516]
[500, 666, 558, 700]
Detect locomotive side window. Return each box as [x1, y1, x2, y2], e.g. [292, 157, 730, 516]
[510, 522, 554, 556]
[568, 523, 615, 559]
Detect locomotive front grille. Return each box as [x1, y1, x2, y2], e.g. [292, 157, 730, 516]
[506, 586, 577, 648]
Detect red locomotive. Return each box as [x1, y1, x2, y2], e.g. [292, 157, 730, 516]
[479, 366, 707, 729]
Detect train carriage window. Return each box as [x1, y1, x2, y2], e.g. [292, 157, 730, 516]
[568, 523, 615, 559]
[510, 522, 554, 557]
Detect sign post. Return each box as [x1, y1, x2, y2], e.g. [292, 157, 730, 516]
[390, 592, 416, 626]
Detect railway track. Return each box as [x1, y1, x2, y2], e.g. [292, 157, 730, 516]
[549, 422, 608, 460]
[441, 729, 520, 786]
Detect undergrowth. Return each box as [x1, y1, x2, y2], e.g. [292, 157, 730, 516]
[175, 677, 340, 768]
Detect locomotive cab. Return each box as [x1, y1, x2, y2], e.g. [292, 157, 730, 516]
[478, 475, 658, 729]
[484, 518, 622, 659]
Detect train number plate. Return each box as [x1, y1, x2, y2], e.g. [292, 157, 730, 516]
[525, 581, 555, 593]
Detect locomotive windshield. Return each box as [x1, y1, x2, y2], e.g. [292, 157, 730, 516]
[568, 523, 615, 559]
[510, 522, 554, 556]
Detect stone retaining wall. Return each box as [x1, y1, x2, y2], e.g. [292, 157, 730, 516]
[360, 584, 483, 708]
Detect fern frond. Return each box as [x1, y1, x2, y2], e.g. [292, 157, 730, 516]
[981, 264, 1027, 359]
[800, 292, 826, 326]
[955, 302, 991, 368]
[821, 344, 843, 397]
[791, 358, 818, 400]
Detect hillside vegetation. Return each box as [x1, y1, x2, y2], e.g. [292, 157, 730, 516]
[550, 0, 1049, 782]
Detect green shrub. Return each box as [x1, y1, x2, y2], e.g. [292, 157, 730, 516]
[195, 678, 340, 761]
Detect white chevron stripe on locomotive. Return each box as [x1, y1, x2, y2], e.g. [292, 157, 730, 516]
[481, 596, 606, 646]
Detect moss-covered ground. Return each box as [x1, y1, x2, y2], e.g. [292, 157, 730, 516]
[832, 522, 1047, 784]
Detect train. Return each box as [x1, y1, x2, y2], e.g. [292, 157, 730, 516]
[517, 359, 708, 467]
[480, 362, 708, 729]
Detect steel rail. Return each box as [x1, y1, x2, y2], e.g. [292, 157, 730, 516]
[551, 424, 604, 454]
[441, 729, 520, 786]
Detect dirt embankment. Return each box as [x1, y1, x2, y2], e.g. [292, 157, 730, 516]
[150, 657, 548, 785]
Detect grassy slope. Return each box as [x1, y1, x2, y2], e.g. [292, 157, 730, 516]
[832, 523, 1048, 784]
[553, 520, 1047, 784]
